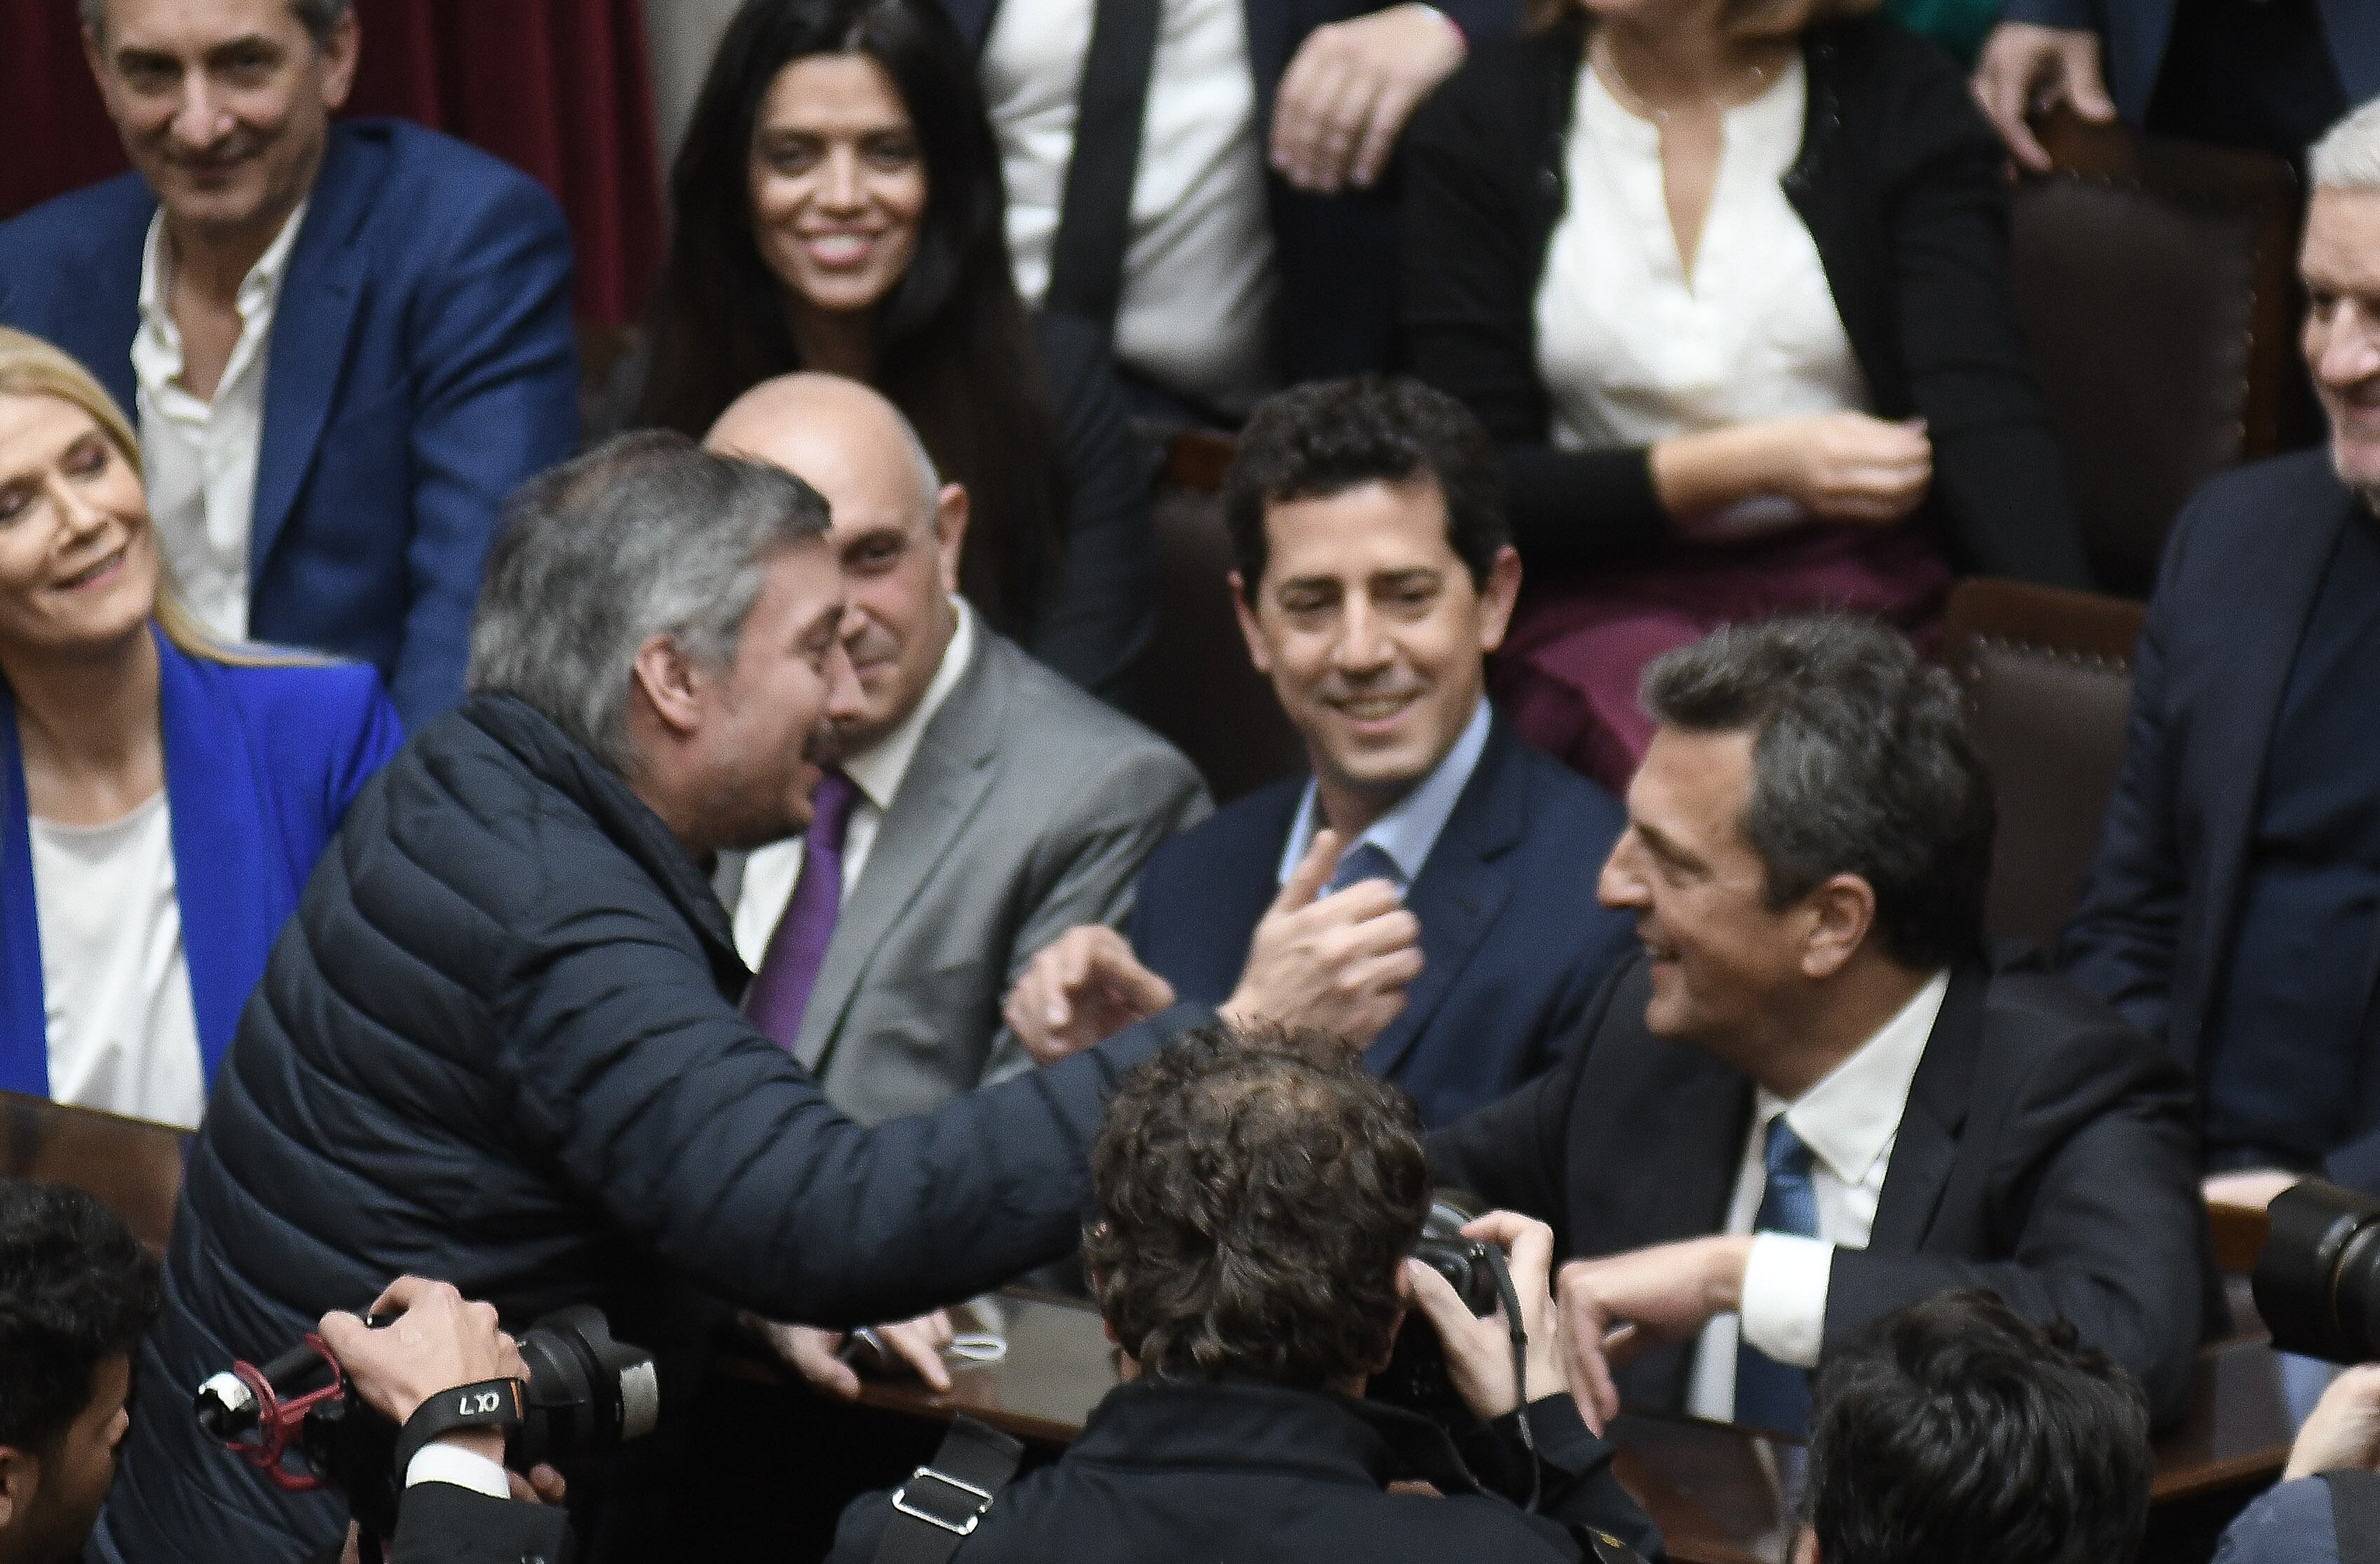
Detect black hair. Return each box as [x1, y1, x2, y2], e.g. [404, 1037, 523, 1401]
[638, 0, 1063, 637]
[1807, 1291, 2152, 1564]
[1223, 376, 1510, 603]
[0, 1181, 159, 1454]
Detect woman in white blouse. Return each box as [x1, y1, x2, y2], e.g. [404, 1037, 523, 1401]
[0, 328, 400, 1129]
[1404, 0, 2087, 789]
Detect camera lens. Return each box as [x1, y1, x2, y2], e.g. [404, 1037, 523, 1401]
[512, 1305, 661, 1466]
[2254, 1180, 2380, 1363]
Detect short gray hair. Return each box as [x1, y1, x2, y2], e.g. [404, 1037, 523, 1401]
[468, 432, 831, 775]
[2312, 99, 2380, 194]
[1641, 615, 1994, 970]
[81, 0, 353, 46]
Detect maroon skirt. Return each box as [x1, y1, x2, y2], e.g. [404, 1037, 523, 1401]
[1490, 523, 1952, 793]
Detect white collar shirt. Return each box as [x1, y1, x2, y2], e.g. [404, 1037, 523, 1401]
[132, 202, 309, 643]
[731, 600, 978, 968]
[1274, 697, 1492, 894]
[1685, 968, 1951, 1421]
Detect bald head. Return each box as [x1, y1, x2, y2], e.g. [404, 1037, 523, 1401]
[706, 374, 968, 752]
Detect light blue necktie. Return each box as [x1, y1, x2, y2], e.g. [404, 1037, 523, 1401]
[1324, 841, 1403, 896]
[1735, 1115, 1819, 1436]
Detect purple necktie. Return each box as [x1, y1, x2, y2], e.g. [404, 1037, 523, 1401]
[745, 769, 861, 1048]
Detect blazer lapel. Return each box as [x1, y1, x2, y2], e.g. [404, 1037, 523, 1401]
[1365, 722, 1525, 1082]
[1867, 965, 1987, 1254]
[251, 129, 374, 586]
[0, 690, 48, 1098]
[796, 637, 1007, 1070]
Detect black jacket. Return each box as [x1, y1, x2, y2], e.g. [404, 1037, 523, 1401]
[1402, 15, 2089, 588]
[824, 1379, 1660, 1564]
[388, 1484, 574, 1564]
[91, 695, 1205, 1564]
[1428, 957, 2214, 1428]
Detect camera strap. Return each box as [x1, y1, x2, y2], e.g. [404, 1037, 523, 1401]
[2326, 1469, 2380, 1564]
[390, 1379, 525, 1481]
[874, 1415, 1024, 1564]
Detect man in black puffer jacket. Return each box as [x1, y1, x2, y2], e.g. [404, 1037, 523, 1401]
[91, 434, 1245, 1564]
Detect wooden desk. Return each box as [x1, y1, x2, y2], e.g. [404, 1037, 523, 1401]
[0, 1089, 187, 1249]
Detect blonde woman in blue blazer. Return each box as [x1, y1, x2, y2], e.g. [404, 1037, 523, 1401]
[0, 328, 400, 1129]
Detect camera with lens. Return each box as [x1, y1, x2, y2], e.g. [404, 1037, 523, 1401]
[196, 1303, 659, 1546]
[1369, 1189, 1505, 1419]
[2254, 1179, 2380, 1362]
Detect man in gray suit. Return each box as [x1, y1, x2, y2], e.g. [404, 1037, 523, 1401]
[703, 374, 1209, 1386]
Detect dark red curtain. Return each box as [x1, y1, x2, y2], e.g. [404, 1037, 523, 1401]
[1, 0, 664, 325]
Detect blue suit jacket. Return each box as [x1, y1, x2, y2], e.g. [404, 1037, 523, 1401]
[0, 120, 579, 731]
[1999, 0, 2380, 124]
[0, 629, 400, 1108]
[940, 0, 1516, 381]
[1129, 714, 1634, 1126]
[2060, 450, 2380, 1193]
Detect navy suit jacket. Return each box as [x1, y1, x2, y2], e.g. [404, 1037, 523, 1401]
[2060, 451, 2380, 1194]
[940, 0, 1517, 381]
[1999, 0, 2380, 124]
[1129, 714, 1633, 1126]
[0, 120, 579, 731]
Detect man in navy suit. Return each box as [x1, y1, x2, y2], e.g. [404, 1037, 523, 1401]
[2061, 99, 2380, 1204]
[0, 0, 579, 730]
[1006, 376, 1633, 1126]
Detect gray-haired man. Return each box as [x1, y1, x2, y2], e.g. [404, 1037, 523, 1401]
[92, 433, 1218, 1564]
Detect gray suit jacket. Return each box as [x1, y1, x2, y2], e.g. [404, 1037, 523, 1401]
[726, 630, 1209, 1124]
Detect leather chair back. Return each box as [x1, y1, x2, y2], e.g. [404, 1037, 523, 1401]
[1143, 433, 1306, 803]
[1942, 578, 2147, 945]
[2010, 114, 2306, 597]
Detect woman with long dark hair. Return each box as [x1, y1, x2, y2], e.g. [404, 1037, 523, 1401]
[631, 0, 1157, 704]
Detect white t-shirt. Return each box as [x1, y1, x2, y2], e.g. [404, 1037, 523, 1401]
[981, 0, 1277, 414]
[29, 793, 208, 1131]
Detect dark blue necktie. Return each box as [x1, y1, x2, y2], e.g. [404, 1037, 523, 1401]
[1324, 841, 1403, 896]
[1735, 1115, 1819, 1436]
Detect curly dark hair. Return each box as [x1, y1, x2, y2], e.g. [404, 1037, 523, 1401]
[1223, 376, 1509, 605]
[0, 1181, 160, 1454]
[1083, 1024, 1431, 1388]
[1641, 614, 1995, 970]
[1807, 1290, 2151, 1564]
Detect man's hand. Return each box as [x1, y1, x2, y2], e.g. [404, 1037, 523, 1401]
[1004, 926, 1177, 1066]
[744, 1310, 956, 1401]
[2285, 1363, 2380, 1480]
[2204, 1169, 2302, 1211]
[1556, 1237, 1754, 1434]
[319, 1277, 528, 1468]
[1403, 1211, 1567, 1423]
[1220, 830, 1422, 1047]
[1270, 4, 1466, 192]
[1971, 22, 2115, 173]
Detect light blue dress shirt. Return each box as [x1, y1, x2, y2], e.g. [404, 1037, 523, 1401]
[1274, 698, 1492, 895]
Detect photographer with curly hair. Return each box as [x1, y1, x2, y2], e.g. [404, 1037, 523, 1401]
[822, 1022, 1658, 1564]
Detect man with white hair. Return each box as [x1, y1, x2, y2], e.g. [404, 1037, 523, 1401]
[2063, 98, 2380, 1206]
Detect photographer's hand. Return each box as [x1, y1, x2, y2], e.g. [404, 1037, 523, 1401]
[2284, 1363, 2380, 1480]
[1402, 1211, 1565, 1424]
[318, 1277, 526, 1468]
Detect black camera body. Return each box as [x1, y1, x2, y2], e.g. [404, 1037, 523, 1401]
[2255, 1179, 2380, 1362]
[1371, 1190, 1502, 1418]
[197, 1304, 659, 1544]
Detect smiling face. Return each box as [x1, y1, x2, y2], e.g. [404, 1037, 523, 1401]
[747, 53, 928, 327]
[2303, 187, 2380, 502]
[1234, 477, 1518, 824]
[0, 393, 160, 662]
[85, 0, 356, 246]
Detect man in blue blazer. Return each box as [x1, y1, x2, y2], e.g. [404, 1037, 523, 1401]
[2060, 109, 2380, 1202]
[1006, 377, 1633, 1126]
[943, 0, 1511, 412]
[0, 0, 579, 730]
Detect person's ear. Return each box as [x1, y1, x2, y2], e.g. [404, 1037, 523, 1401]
[630, 634, 709, 741]
[1798, 873, 1877, 981]
[1791, 1525, 1820, 1564]
[1474, 545, 1523, 655]
[931, 483, 969, 597]
[318, 9, 362, 112]
[0, 1443, 41, 1535]
[1228, 572, 1275, 678]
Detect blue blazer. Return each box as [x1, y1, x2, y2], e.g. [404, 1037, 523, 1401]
[1999, 0, 2380, 124]
[0, 629, 402, 1105]
[2059, 450, 2380, 1192]
[940, 0, 1516, 381]
[0, 119, 580, 731]
[1129, 714, 1635, 1126]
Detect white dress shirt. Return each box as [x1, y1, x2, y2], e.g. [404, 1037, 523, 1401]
[1275, 697, 1491, 893]
[1684, 968, 1951, 1421]
[980, 0, 1277, 414]
[30, 793, 208, 1131]
[1534, 56, 1869, 537]
[133, 202, 310, 643]
[732, 602, 979, 968]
